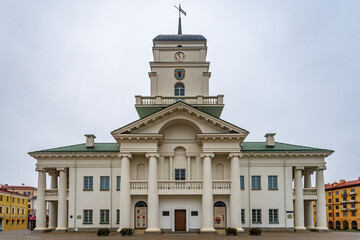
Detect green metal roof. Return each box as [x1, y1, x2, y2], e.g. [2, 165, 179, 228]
[241, 142, 332, 152]
[30, 142, 332, 154]
[29, 143, 119, 153]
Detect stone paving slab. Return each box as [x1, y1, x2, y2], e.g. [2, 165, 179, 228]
[0, 230, 359, 240]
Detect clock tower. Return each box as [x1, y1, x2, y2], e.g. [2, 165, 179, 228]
[135, 34, 224, 118]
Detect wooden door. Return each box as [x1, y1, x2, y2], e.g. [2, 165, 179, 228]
[175, 210, 186, 231]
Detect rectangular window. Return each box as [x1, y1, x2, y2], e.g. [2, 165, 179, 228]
[336, 212, 339, 217]
[352, 211, 356, 216]
[328, 199, 331, 203]
[343, 204, 347, 208]
[343, 212, 347, 217]
[6, 207, 9, 214]
[0, 206, 2, 214]
[268, 176, 278, 190]
[7, 196, 9, 202]
[351, 188, 355, 192]
[22, 208, 25, 214]
[163, 211, 170, 216]
[84, 176, 93, 191]
[28, 192, 31, 196]
[116, 176, 121, 190]
[329, 213, 332, 217]
[269, 209, 278, 223]
[100, 176, 110, 190]
[0, 195, 2, 201]
[335, 198, 339, 202]
[352, 196, 356, 200]
[343, 197, 347, 201]
[116, 209, 120, 224]
[335, 191, 339, 195]
[100, 209, 110, 224]
[191, 211, 198, 216]
[241, 209, 245, 223]
[328, 206, 331, 210]
[336, 205, 339, 210]
[328, 192, 331, 196]
[175, 169, 186, 180]
[240, 176, 245, 190]
[251, 176, 261, 190]
[343, 190, 347, 194]
[83, 210, 93, 224]
[252, 209, 261, 223]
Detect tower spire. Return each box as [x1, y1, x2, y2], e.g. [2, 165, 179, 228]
[174, 4, 186, 35]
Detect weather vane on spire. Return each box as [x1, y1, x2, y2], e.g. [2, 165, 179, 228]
[174, 4, 187, 35]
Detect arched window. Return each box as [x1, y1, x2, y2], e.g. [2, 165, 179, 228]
[214, 201, 226, 208]
[215, 163, 224, 180]
[135, 201, 147, 208]
[174, 82, 185, 96]
[136, 164, 145, 180]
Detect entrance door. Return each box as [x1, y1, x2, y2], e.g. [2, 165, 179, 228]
[175, 210, 186, 231]
[135, 201, 147, 229]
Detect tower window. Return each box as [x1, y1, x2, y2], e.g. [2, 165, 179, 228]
[174, 82, 185, 96]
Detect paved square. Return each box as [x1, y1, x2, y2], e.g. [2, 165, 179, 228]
[0, 230, 360, 240]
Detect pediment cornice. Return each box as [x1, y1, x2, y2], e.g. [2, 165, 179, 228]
[111, 102, 249, 139]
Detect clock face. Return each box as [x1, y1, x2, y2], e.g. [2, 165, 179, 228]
[174, 52, 185, 61]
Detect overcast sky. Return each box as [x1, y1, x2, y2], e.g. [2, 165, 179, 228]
[0, 1, 359, 187]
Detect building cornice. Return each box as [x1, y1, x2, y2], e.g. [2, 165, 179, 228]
[241, 151, 332, 158]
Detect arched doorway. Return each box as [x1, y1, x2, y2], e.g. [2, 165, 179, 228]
[343, 220, 349, 230]
[214, 201, 226, 229]
[351, 221, 357, 230]
[336, 220, 341, 230]
[328, 221, 333, 229]
[134, 201, 147, 229]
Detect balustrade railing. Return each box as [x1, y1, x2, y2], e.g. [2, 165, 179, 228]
[292, 188, 317, 196]
[158, 181, 203, 190]
[130, 181, 148, 190]
[212, 180, 231, 190]
[135, 95, 223, 105]
[44, 189, 69, 197]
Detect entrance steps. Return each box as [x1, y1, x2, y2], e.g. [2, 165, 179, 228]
[133, 229, 145, 235]
[216, 229, 226, 235]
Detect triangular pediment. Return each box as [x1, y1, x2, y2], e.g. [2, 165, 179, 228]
[111, 102, 249, 140]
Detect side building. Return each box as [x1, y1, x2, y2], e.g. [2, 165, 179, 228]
[0, 189, 29, 231]
[315, 178, 360, 230]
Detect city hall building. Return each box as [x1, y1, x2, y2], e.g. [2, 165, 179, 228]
[29, 27, 333, 233]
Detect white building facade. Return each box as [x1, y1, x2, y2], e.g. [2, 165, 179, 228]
[29, 32, 333, 233]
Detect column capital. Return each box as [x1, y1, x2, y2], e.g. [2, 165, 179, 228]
[56, 167, 66, 172]
[303, 169, 313, 175]
[228, 152, 243, 159]
[316, 166, 327, 171]
[295, 166, 305, 171]
[201, 153, 214, 158]
[35, 167, 46, 172]
[119, 153, 132, 159]
[145, 153, 160, 159]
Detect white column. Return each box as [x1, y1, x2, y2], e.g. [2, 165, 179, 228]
[145, 153, 161, 233]
[34, 168, 46, 231]
[169, 156, 173, 180]
[294, 167, 306, 231]
[117, 153, 132, 232]
[48, 172, 58, 229]
[187, 156, 191, 180]
[56, 168, 67, 231]
[229, 153, 244, 232]
[304, 170, 314, 229]
[200, 153, 216, 233]
[315, 166, 328, 231]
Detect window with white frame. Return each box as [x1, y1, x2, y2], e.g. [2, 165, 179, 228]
[174, 82, 185, 96]
[252, 209, 261, 223]
[84, 176, 93, 191]
[22, 208, 25, 214]
[251, 176, 261, 190]
[116, 209, 120, 224]
[100, 176, 110, 190]
[269, 209, 279, 223]
[83, 210, 93, 224]
[175, 169, 186, 180]
[117, 176, 121, 190]
[6, 206, 9, 214]
[240, 176, 245, 190]
[100, 209, 110, 224]
[241, 209, 245, 223]
[268, 176, 278, 190]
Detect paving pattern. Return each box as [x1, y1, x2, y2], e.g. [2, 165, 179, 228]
[0, 230, 359, 240]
